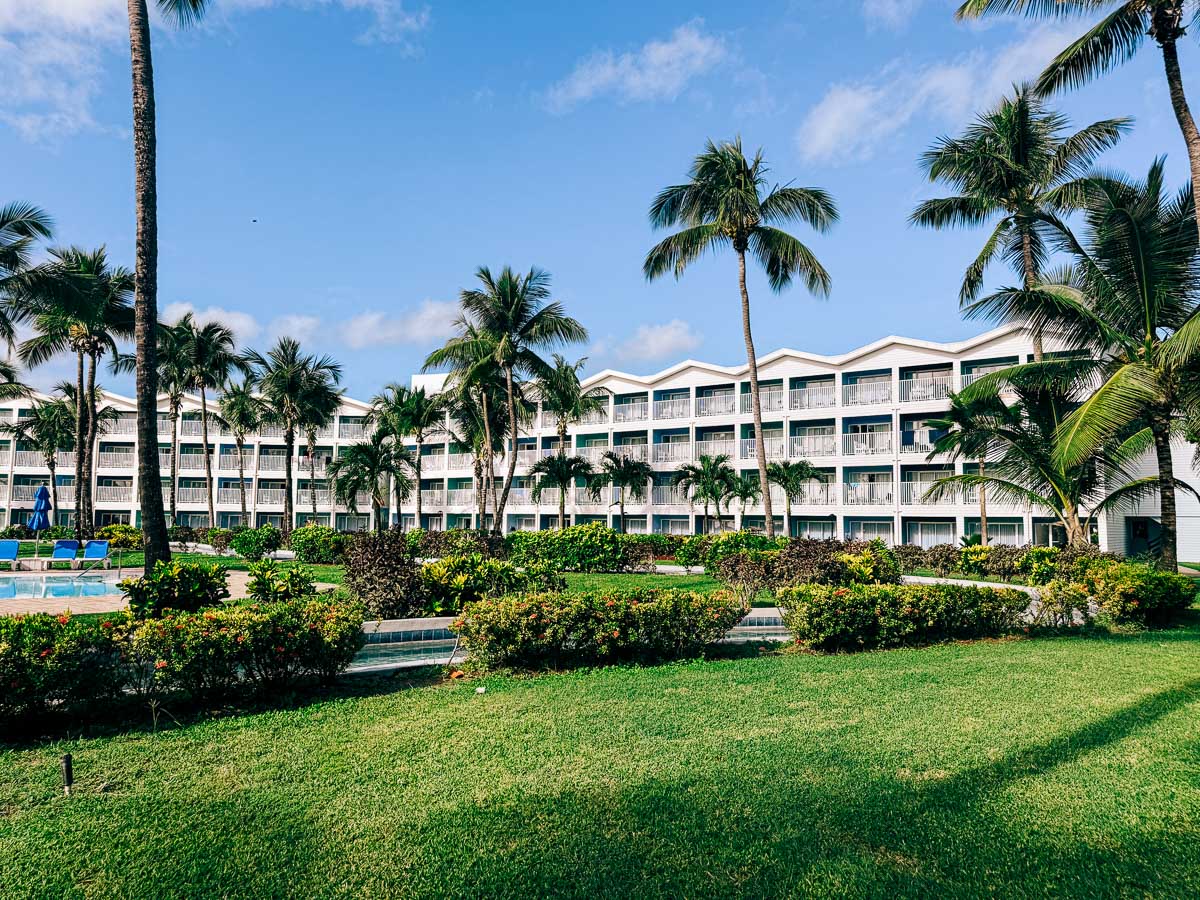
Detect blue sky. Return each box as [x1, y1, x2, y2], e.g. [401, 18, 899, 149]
[1, 0, 1195, 398]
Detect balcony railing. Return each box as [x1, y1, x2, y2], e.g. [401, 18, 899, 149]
[613, 401, 648, 423]
[419, 454, 447, 472]
[613, 444, 649, 462]
[218, 453, 254, 471]
[573, 486, 608, 506]
[296, 489, 331, 506]
[901, 480, 954, 505]
[98, 450, 136, 468]
[581, 407, 609, 426]
[900, 431, 937, 454]
[336, 492, 372, 510]
[178, 454, 206, 471]
[178, 486, 209, 504]
[110, 417, 137, 434]
[508, 487, 533, 506]
[797, 481, 835, 505]
[576, 445, 608, 463]
[217, 487, 246, 505]
[259, 425, 285, 438]
[180, 420, 203, 436]
[256, 488, 286, 505]
[339, 423, 368, 440]
[740, 389, 785, 414]
[13, 450, 41, 467]
[844, 481, 894, 505]
[652, 484, 689, 505]
[159, 452, 173, 469]
[11, 484, 42, 501]
[790, 433, 837, 457]
[653, 397, 690, 420]
[157, 418, 173, 435]
[420, 489, 445, 507]
[842, 431, 893, 456]
[446, 453, 473, 470]
[0, 484, 7, 500]
[739, 436, 787, 460]
[693, 439, 735, 460]
[961, 368, 1008, 388]
[900, 374, 954, 403]
[0, 452, 9, 467]
[789, 384, 837, 410]
[842, 381, 892, 406]
[57, 486, 76, 504]
[535, 487, 560, 505]
[258, 455, 287, 472]
[95, 484, 132, 503]
[445, 488, 474, 506]
[695, 393, 736, 417]
[653, 442, 692, 463]
[540, 409, 560, 429]
[296, 458, 328, 476]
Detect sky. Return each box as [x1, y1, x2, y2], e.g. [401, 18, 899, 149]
[0, 0, 1195, 399]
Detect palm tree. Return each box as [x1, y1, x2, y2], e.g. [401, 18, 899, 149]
[529, 453, 595, 530]
[126, 0, 211, 563]
[425, 266, 587, 532]
[0, 361, 25, 402]
[244, 338, 343, 537]
[536, 354, 609, 451]
[176, 314, 244, 528]
[1, 399, 74, 516]
[327, 432, 414, 533]
[443, 379, 509, 529]
[599, 450, 653, 533]
[219, 380, 265, 526]
[147, 319, 192, 524]
[911, 86, 1129, 358]
[369, 385, 444, 529]
[957, 1, 1200, 238]
[644, 138, 838, 537]
[298, 382, 342, 523]
[729, 476, 763, 523]
[0, 202, 53, 346]
[672, 454, 738, 534]
[926, 392, 1014, 547]
[12, 247, 135, 538]
[766, 459, 819, 538]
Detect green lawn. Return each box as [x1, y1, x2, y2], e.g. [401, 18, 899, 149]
[3, 622, 1199, 898]
[564, 571, 721, 594]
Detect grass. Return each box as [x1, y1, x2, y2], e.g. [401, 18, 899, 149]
[564, 571, 722, 594]
[2, 622, 1199, 898]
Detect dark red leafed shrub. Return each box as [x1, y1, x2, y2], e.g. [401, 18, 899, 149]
[342, 528, 424, 619]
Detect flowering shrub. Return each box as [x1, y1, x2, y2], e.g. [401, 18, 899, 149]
[120, 560, 230, 618]
[452, 588, 747, 670]
[96, 524, 142, 551]
[230, 524, 284, 561]
[288, 524, 347, 564]
[779, 583, 1029, 652]
[674, 532, 785, 571]
[621, 533, 685, 559]
[343, 528, 424, 619]
[1021, 546, 1061, 585]
[773, 538, 902, 587]
[419, 554, 566, 616]
[1076, 561, 1196, 626]
[958, 544, 990, 578]
[506, 523, 645, 573]
[1034, 579, 1090, 627]
[982, 543, 1027, 581]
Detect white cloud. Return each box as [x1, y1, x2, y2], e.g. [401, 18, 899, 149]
[862, 0, 924, 29]
[614, 320, 702, 363]
[0, 0, 430, 141]
[797, 25, 1073, 165]
[162, 302, 263, 343]
[545, 20, 727, 113]
[339, 300, 459, 349]
[267, 314, 321, 344]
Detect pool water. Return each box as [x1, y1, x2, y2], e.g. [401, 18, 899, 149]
[0, 574, 123, 600]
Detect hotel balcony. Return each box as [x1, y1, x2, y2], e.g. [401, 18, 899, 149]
[695, 393, 736, 417]
[179, 419, 203, 436]
[653, 442, 692, 464]
[843, 481, 894, 505]
[335, 492, 372, 510]
[508, 487, 533, 506]
[900, 374, 954, 403]
[842, 431, 893, 456]
[296, 489, 331, 506]
[446, 452, 473, 470]
[338, 422, 368, 440]
[95, 484, 132, 503]
[57, 486, 77, 504]
[790, 433, 837, 458]
[157, 418, 173, 435]
[258, 455, 287, 473]
[739, 388, 785, 414]
[789, 384, 837, 410]
[259, 424, 285, 438]
[652, 484, 689, 506]
[11, 484, 43, 502]
[217, 487, 247, 505]
[796, 481, 836, 505]
[653, 397, 690, 420]
[899, 430, 937, 455]
[613, 444, 649, 463]
[535, 487, 561, 506]
[0, 451, 9, 467]
[693, 438, 735, 460]
[109, 417, 138, 435]
[420, 489, 446, 508]
[420, 454, 447, 472]
[296, 457, 328, 476]
[256, 488, 286, 506]
[98, 450, 136, 469]
[218, 453, 255, 471]
[158, 452, 173, 469]
[13, 450, 42, 467]
[613, 401, 648, 423]
[739, 436, 787, 460]
[573, 486, 609, 506]
[577, 445, 609, 463]
[580, 407, 609, 426]
[842, 381, 892, 406]
[901, 480, 954, 505]
[178, 454, 207, 472]
[178, 486, 210, 505]
[446, 488, 475, 506]
[0, 483, 8, 500]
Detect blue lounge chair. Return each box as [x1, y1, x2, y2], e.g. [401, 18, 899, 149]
[74, 540, 111, 572]
[44, 539, 80, 570]
[0, 540, 19, 572]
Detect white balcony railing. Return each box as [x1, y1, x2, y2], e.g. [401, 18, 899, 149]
[790, 433, 837, 457]
[900, 430, 937, 454]
[842, 381, 892, 406]
[789, 384, 837, 410]
[218, 453, 254, 471]
[98, 450, 136, 468]
[259, 424, 285, 438]
[178, 486, 209, 504]
[446, 453, 473, 470]
[179, 420, 203, 436]
[296, 458, 328, 476]
[694, 438, 736, 460]
[258, 455, 287, 472]
[842, 431, 893, 456]
[739, 436, 787, 460]
[576, 445, 608, 463]
[901, 480, 954, 505]
[613, 401, 648, 423]
[740, 389, 786, 414]
[535, 487, 561, 505]
[110, 417, 137, 434]
[695, 393, 736, 417]
[0, 452, 9, 467]
[256, 489, 286, 505]
[157, 418, 173, 435]
[13, 450, 41, 467]
[900, 374, 954, 403]
[419, 454, 446, 472]
[11, 484, 41, 501]
[296, 489, 331, 506]
[540, 409, 560, 429]
[178, 454, 206, 471]
[581, 407, 609, 426]
[446, 488, 475, 506]
[508, 487, 533, 506]
[652, 484, 689, 506]
[95, 484, 132, 503]
[653, 397, 690, 420]
[573, 486, 607, 506]
[217, 487, 246, 505]
[421, 489, 445, 507]
[57, 486, 76, 504]
[158, 452, 173, 469]
[0, 483, 8, 500]
[613, 443, 649, 462]
[653, 442, 692, 464]
[844, 481, 894, 505]
[339, 423, 368, 440]
[336, 492, 373, 510]
[797, 481, 835, 505]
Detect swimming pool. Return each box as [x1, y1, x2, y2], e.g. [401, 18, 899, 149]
[0, 573, 124, 600]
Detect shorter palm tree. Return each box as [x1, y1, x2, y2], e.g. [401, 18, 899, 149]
[219, 381, 266, 526]
[327, 432, 415, 532]
[672, 454, 738, 534]
[369, 385, 444, 527]
[537, 354, 609, 449]
[1, 398, 73, 515]
[529, 453, 594, 530]
[766, 459, 819, 538]
[729, 476, 762, 522]
[599, 450, 652, 533]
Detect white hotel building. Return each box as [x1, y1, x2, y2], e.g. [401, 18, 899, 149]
[1, 325, 1196, 556]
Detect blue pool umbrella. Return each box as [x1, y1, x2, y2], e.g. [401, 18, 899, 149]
[27, 484, 52, 559]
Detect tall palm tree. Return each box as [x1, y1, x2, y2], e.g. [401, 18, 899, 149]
[536, 354, 609, 451]
[369, 385, 444, 528]
[644, 138, 838, 537]
[176, 313, 244, 528]
[126, 0, 210, 563]
[599, 450, 653, 533]
[244, 338, 343, 537]
[151, 320, 191, 525]
[327, 432, 414, 533]
[1, 399, 74, 517]
[13, 247, 135, 538]
[444, 378, 509, 529]
[911, 86, 1129, 358]
[974, 159, 1200, 567]
[529, 453, 595, 530]
[218, 380, 265, 526]
[957, 1, 1200, 238]
[672, 454, 738, 535]
[766, 459, 819, 539]
[425, 266, 587, 532]
[0, 202, 53, 346]
[299, 383, 342, 523]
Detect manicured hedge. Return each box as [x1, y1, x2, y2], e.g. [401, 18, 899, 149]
[289, 524, 348, 564]
[409, 528, 507, 560]
[773, 538, 902, 587]
[779, 583, 1029, 652]
[1071, 560, 1196, 626]
[674, 531, 786, 570]
[420, 554, 565, 616]
[452, 588, 747, 670]
[505, 523, 653, 573]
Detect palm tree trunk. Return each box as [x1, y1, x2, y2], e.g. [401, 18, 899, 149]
[619, 491, 626, 534]
[737, 250, 774, 537]
[283, 426, 295, 537]
[200, 385, 215, 529]
[415, 433, 423, 529]
[169, 404, 179, 524]
[978, 457, 988, 548]
[494, 365, 519, 534]
[236, 435, 248, 525]
[127, 0, 170, 565]
[1159, 32, 1200, 242]
[1152, 417, 1178, 570]
[372, 496, 382, 533]
[559, 486, 566, 531]
[479, 388, 496, 527]
[81, 352, 98, 539]
[307, 431, 318, 519]
[474, 456, 485, 528]
[73, 350, 86, 538]
[47, 460, 58, 525]
[1021, 230, 1043, 362]
[784, 496, 792, 539]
